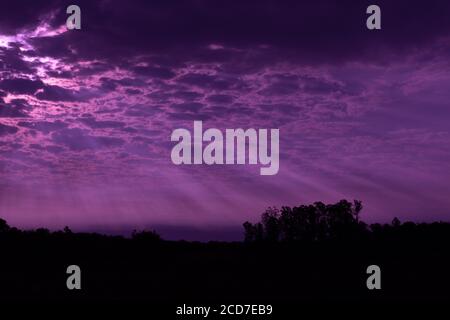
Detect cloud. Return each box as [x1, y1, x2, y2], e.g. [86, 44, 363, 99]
[99, 77, 147, 92]
[0, 78, 44, 95]
[4, 0, 449, 66]
[0, 103, 29, 118]
[51, 128, 125, 151]
[132, 66, 176, 79]
[79, 117, 125, 129]
[170, 102, 204, 113]
[46, 70, 73, 78]
[124, 104, 162, 117]
[17, 120, 68, 133]
[172, 91, 203, 100]
[1, 0, 450, 232]
[0, 0, 59, 35]
[0, 99, 33, 118]
[206, 94, 234, 104]
[35, 85, 91, 102]
[0, 123, 18, 135]
[177, 73, 243, 90]
[125, 88, 142, 95]
[0, 46, 36, 74]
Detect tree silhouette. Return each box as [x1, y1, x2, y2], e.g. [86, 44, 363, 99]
[0, 218, 10, 233]
[261, 207, 281, 242]
[244, 199, 367, 242]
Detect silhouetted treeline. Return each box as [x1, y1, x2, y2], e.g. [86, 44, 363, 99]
[1, 200, 450, 308]
[0, 217, 161, 243]
[243, 199, 450, 243]
[2, 199, 450, 244]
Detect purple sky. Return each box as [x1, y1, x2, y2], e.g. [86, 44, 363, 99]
[1, 0, 450, 240]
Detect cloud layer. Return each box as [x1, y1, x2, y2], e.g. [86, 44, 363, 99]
[1, 0, 450, 238]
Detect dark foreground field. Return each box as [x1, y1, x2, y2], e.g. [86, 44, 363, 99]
[1, 200, 449, 316]
[0, 230, 449, 315]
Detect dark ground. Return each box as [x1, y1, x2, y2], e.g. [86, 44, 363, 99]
[0, 231, 449, 317]
[1, 198, 450, 318]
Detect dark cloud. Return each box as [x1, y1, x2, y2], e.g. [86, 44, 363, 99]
[258, 103, 299, 115]
[100, 78, 147, 92]
[0, 78, 44, 95]
[146, 91, 172, 101]
[0, 99, 32, 118]
[132, 66, 176, 79]
[259, 74, 300, 96]
[172, 91, 203, 100]
[168, 112, 211, 121]
[115, 78, 147, 87]
[206, 104, 254, 117]
[45, 145, 64, 154]
[170, 102, 204, 113]
[0, 46, 36, 74]
[177, 73, 243, 90]
[121, 127, 139, 134]
[206, 94, 234, 104]
[9, 99, 30, 107]
[0, 0, 59, 35]
[16, 120, 68, 133]
[300, 76, 343, 94]
[0, 103, 28, 118]
[2, 0, 449, 65]
[124, 88, 142, 95]
[0, 123, 18, 135]
[124, 104, 162, 117]
[80, 117, 125, 129]
[74, 62, 112, 76]
[51, 128, 124, 151]
[35, 85, 87, 102]
[46, 70, 73, 78]
[99, 78, 118, 92]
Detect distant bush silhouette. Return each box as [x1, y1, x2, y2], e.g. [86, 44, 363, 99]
[132, 229, 161, 242]
[0, 220, 163, 244]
